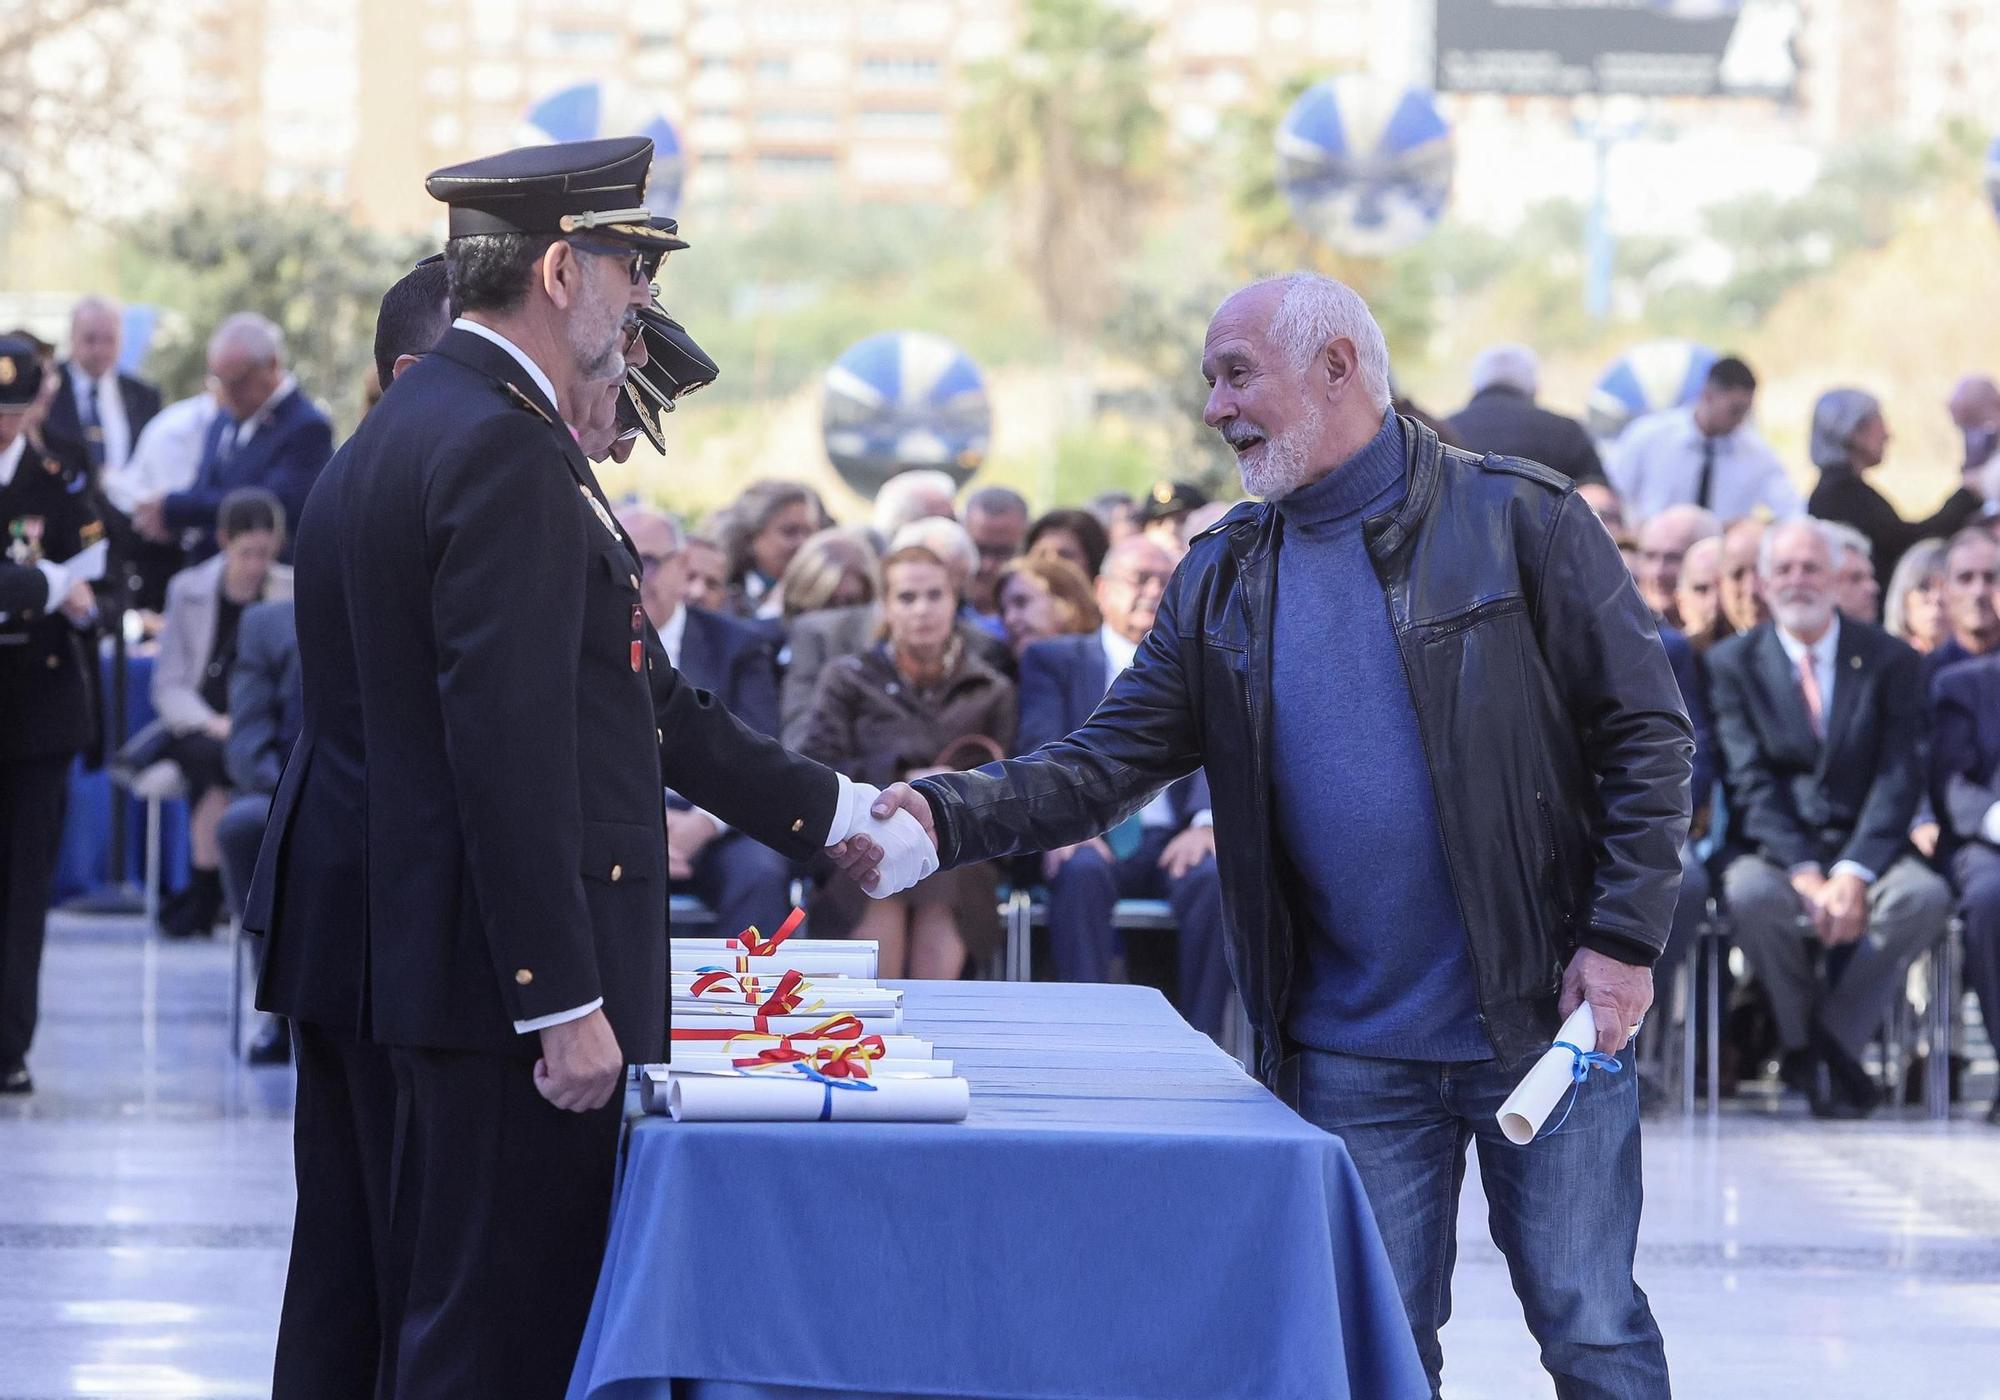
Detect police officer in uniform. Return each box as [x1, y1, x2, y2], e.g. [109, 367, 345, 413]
[247, 138, 931, 1399]
[0, 336, 104, 1095]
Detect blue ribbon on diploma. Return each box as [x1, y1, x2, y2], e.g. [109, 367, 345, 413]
[796, 1060, 879, 1121]
[1540, 1040, 1623, 1139]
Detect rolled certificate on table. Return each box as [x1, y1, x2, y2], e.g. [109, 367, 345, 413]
[673, 1007, 904, 1036]
[664, 1054, 954, 1078]
[645, 1068, 971, 1123]
[1497, 1003, 1616, 1146]
[670, 941, 878, 978]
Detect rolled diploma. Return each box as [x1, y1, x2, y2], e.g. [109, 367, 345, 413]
[665, 1055, 953, 1078]
[1496, 1002, 1597, 1146]
[671, 940, 877, 977]
[673, 1007, 904, 1034]
[666, 1073, 970, 1123]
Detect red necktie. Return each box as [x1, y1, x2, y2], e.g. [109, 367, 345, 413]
[1797, 647, 1825, 739]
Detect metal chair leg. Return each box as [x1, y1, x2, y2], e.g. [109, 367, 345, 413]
[1705, 925, 1722, 1121]
[143, 796, 161, 932]
[228, 918, 244, 1058]
[1681, 935, 1699, 1119]
[1927, 938, 1956, 1121]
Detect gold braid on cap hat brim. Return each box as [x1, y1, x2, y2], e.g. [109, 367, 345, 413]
[558, 209, 682, 245]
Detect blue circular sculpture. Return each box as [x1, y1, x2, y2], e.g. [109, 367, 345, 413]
[1588, 340, 1719, 443]
[1275, 78, 1454, 258]
[822, 332, 991, 498]
[525, 82, 685, 217]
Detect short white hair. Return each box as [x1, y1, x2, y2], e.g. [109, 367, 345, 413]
[1817, 519, 1871, 564]
[71, 294, 122, 328]
[1238, 272, 1393, 412]
[1469, 343, 1538, 398]
[1758, 517, 1835, 581]
[208, 311, 285, 367]
[889, 516, 978, 584]
[873, 469, 959, 539]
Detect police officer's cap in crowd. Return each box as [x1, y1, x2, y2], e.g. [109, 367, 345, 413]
[616, 305, 720, 452]
[1141, 480, 1210, 524]
[0, 336, 46, 412]
[425, 137, 690, 255]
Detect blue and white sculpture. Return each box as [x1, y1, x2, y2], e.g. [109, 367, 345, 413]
[524, 82, 685, 217]
[822, 332, 991, 498]
[1275, 78, 1454, 258]
[1588, 340, 1718, 443]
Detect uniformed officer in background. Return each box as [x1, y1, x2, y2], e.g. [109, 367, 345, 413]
[248, 137, 932, 1398]
[0, 335, 104, 1096]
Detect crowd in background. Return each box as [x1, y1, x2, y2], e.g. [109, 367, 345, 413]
[13, 287, 2000, 1122]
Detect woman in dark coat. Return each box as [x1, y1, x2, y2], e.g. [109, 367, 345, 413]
[1806, 387, 1981, 584]
[800, 545, 1015, 978]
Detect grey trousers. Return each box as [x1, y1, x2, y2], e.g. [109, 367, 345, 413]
[1722, 853, 1952, 1057]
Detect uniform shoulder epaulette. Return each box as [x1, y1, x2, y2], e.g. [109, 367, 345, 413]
[1191, 499, 1261, 543]
[1472, 450, 1569, 492]
[500, 380, 554, 426]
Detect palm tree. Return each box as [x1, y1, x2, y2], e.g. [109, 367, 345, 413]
[958, 0, 1166, 387]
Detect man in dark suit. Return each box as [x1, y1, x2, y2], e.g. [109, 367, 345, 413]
[245, 140, 923, 1400]
[1028, 536, 1231, 1036]
[218, 597, 302, 1064]
[134, 313, 332, 564]
[1710, 518, 1951, 1118]
[1926, 651, 2000, 1127]
[1919, 525, 2000, 692]
[1444, 343, 1602, 484]
[622, 506, 793, 937]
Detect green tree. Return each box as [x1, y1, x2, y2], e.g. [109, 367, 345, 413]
[957, 0, 1167, 359]
[117, 197, 428, 434]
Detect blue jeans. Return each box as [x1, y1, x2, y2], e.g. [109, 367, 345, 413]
[1296, 1047, 1668, 1400]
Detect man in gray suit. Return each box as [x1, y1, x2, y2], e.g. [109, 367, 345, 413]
[219, 597, 302, 1062]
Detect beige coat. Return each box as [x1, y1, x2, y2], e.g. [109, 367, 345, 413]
[152, 554, 294, 733]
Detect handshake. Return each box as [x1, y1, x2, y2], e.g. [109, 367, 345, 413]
[824, 781, 940, 899]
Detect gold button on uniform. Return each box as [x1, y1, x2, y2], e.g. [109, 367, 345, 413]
[790, 818, 804, 834]
[515, 968, 533, 986]
[610, 864, 623, 882]
[45, 655, 60, 669]
[656, 729, 663, 743]
[629, 574, 639, 589]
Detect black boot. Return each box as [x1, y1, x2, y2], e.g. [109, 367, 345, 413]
[0, 1065, 31, 1095]
[160, 868, 223, 939]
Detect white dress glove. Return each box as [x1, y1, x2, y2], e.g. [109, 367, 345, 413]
[825, 780, 940, 898]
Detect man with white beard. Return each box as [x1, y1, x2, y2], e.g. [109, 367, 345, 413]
[870, 272, 1691, 1396]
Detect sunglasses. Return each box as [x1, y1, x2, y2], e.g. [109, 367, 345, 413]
[569, 239, 666, 288]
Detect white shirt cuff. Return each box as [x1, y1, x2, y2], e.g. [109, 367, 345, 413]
[1787, 861, 1823, 879]
[34, 559, 66, 611]
[1829, 860, 1877, 886]
[823, 773, 878, 847]
[1189, 809, 1214, 829]
[1979, 804, 2000, 846]
[513, 997, 603, 1034]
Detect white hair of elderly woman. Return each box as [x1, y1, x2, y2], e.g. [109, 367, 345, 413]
[1236, 272, 1393, 413]
[889, 515, 978, 588]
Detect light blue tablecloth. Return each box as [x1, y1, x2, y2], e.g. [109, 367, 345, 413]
[566, 981, 1428, 1400]
[54, 647, 189, 903]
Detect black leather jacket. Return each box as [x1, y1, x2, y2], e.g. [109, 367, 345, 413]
[915, 419, 1692, 1083]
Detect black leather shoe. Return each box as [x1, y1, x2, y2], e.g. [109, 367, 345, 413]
[1807, 1060, 1871, 1120]
[1985, 1100, 2000, 1128]
[0, 1066, 31, 1095]
[1778, 1048, 1815, 1097]
[245, 1018, 292, 1066]
[1809, 1020, 1882, 1114]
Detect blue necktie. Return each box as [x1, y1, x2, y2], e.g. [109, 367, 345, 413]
[79, 378, 106, 470]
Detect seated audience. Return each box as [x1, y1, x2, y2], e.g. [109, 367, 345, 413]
[777, 528, 880, 624]
[1444, 343, 1602, 482]
[871, 469, 959, 547]
[1927, 647, 2000, 1127]
[799, 546, 1016, 978]
[1634, 504, 1722, 626]
[1883, 537, 1951, 656]
[1719, 517, 1770, 635]
[1027, 537, 1233, 1036]
[714, 479, 826, 619]
[1807, 387, 1981, 584]
[1138, 480, 1208, 561]
[622, 507, 795, 942]
[681, 530, 730, 613]
[139, 314, 331, 565]
[995, 555, 1099, 658]
[1646, 622, 1717, 1105]
[1919, 526, 2000, 690]
[152, 487, 293, 938]
[963, 485, 1031, 615]
[97, 393, 216, 612]
[1085, 490, 1137, 544]
[1710, 519, 1950, 1119]
[1675, 536, 1733, 651]
[1822, 520, 1881, 624]
[778, 518, 1009, 747]
[1606, 356, 1798, 523]
[219, 596, 301, 1063]
[1025, 507, 1111, 582]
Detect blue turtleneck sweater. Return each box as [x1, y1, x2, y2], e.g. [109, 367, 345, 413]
[1272, 412, 1492, 1061]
